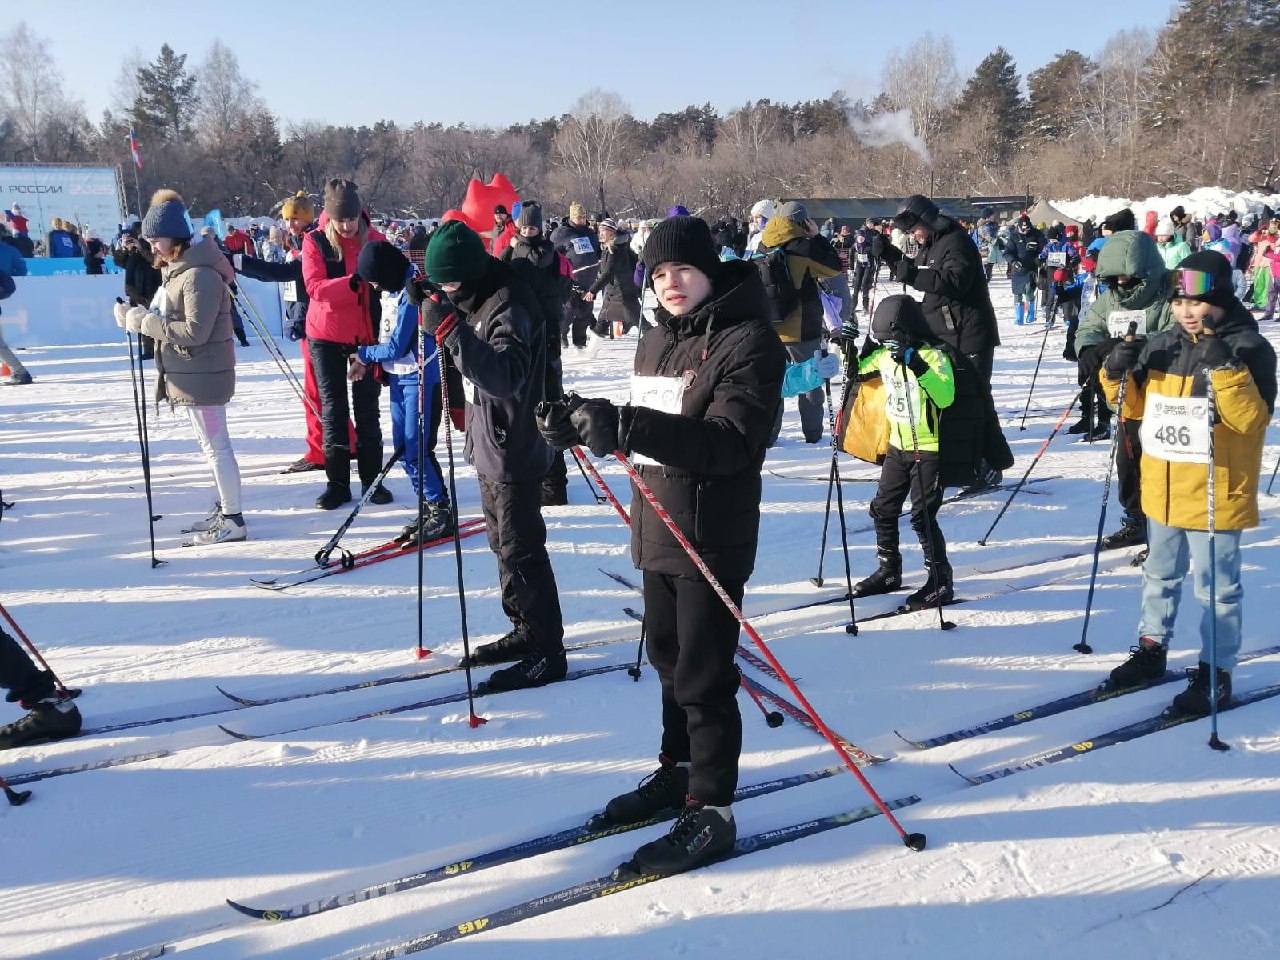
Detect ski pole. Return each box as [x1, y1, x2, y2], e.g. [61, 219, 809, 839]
[0, 602, 72, 700]
[820, 369, 858, 634]
[232, 288, 318, 418]
[569, 446, 629, 522]
[897, 356, 956, 632]
[124, 325, 163, 568]
[312, 443, 406, 567]
[611, 451, 925, 850]
[738, 666, 784, 728]
[1266, 451, 1280, 496]
[810, 457, 837, 588]
[1018, 302, 1056, 430]
[415, 323, 429, 661]
[1205, 377, 1228, 751]
[0, 774, 30, 807]
[571, 451, 607, 504]
[1074, 366, 1130, 655]
[979, 393, 1077, 545]
[435, 320, 485, 728]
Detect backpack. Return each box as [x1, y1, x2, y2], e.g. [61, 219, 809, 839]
[754, 246, 798, 326]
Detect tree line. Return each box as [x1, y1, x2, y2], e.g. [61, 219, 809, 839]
[0, 0, 1275, 222]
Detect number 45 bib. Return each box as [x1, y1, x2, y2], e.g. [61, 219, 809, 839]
[1141, 395, 1211, 464]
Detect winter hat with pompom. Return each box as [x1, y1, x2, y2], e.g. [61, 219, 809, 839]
[140, 189, 193, 241]
[281, 191, 315, 222]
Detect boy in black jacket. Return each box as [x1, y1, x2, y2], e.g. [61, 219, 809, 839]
[539, 216, 786, 875]
[414, 221, 565, 692]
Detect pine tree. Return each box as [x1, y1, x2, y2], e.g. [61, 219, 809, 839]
[952, 46, 1027, 160]
[132, 44, 197, 142]
[1027, 50, 1095, 141]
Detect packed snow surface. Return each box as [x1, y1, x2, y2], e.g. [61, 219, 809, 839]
[1054, 188, 1280, 225]
[2, 277, 1279, 960]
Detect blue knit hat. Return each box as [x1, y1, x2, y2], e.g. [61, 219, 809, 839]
[140, 189, 193, 241]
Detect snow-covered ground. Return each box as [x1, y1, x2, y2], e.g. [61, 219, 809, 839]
[2, 278, 1279, 960]
[1054, 187, 1280, 225]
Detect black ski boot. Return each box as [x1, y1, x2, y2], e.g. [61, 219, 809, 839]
[1108, 637, 1167, 688]
[1171, 662, 1232, 716]
[1102, 516, 1146, 550]
[1086, 420, 1112, 441]
[0, 698, 82, 750]
[363, 483, 393, 505]
[316, 449, 353, 510]
[902, 563, 953, 611]
[463, 625, 537, 667]
[357, 448, 392, 505]
[629, 802, 736, 875]
[398, 501, 455, 544]
[599, 757, 690, 826]
[853, 556, 902, 598]
[1066, 418, 1091, 435]
[482, 651, 568, 692]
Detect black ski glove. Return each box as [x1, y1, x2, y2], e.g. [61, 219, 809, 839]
[535, 396, 584, 450]
[569, 397, 622, 458]
[891, 344, 931, 378]
[1104, 337, 1144, 377]
[891, 258, 917, 283]
[1198, 332, 1235, 369]
[420, 294, 459, 342]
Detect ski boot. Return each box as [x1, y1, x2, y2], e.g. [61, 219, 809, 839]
[593, 757, 690, 828]
[853, 557, 902, 598]
[1108, 637, 1167, 688]
[481, 651, 567, 692]
[1171, 662, 1231, 716]
[463, 625, 537, 667]
[0, 698, 82, 750]
[628, 802, 736, 875]
[1101, 516, 1146, 550]
[902, 563, 953, 612]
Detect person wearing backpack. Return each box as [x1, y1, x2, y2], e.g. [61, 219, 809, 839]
[756, 201, 843, 444]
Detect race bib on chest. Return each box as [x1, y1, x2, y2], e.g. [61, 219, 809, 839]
[1107, 309, 1148, 340]
[1046, 251, 1067, 267]
[883, 366, 913, 425]
[1141, 395, 1211, 464]
[571, 236, 595, 257]
[282, 280, 299, 302]
[856, 252, 869, 264]
[630, 373, 688, 467]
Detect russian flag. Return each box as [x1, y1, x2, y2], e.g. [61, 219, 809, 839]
[128, 128, 143, 170]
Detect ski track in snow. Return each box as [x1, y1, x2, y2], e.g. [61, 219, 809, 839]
[1, 281, 1279, 960]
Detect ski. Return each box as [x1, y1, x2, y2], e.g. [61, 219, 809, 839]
[7, 749, 172, 786]
[337, 795, 921, 959]
[80, 702, 242, 738]
[225, 765, 846, 923]
[768, 471, 1056, 499]
[217, 663, 633, 742]
[897, 643, 1280, 749]
[951, 681, 1280, 785]
[250, 517, 486, 590]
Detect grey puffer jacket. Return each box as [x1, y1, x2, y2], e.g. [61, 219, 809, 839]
[141, 236, 236, 406]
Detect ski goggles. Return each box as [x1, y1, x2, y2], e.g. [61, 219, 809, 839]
[1172, 268, 1216, 298]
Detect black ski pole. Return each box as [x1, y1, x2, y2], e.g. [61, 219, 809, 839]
[233, 288, 317, 417]
[415, 325, 430, 661]
[1018, 300, 1057, 431]
[1205, 376, 1228, 751]
[1266, 450, 1280, 496]
[738, 666, 784, 728]
[313, 442, 406, 567]
[821, 366, 858, 634]
[123, 319, 164, 568]
[979, 393, 1077, 546]
[572, 450, 607, 504]
[0, 773, 30, 807]
[810, 457, 837, 588]
[898, 355, 955, 632]
[435, 323, 485, 727]
[1075, 367, 1130, 655]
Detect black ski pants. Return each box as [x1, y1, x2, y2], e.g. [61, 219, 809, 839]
[643, 570, 744, 807]
[309, 338, 383, 465]
[852, 258, 878, 308]
[478, 475, 564, 655]
[562, 297, 592, 348]
[1117, 416, 1144, 522]
[0, 628, 52, 703]
[869, 447, 948, 569]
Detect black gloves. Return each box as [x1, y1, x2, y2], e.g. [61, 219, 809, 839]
[890, 343, 931, 378]
[535, 396, 584, 450]
[405, 277, 430, 307]
[1198, 333, 1235, 369]
[879, 243, 903, 266]
[891, 258, 916, 283]
[1104, 337, 1145, 377]
[420, 294, 459, 342]
[569, 397, 622, 458]
[348, 273, 361, 293]
[1077, 342, 1104, 380]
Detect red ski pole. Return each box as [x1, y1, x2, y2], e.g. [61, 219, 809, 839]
[0, 602, 71, 700]
[613, 451, 925, 851]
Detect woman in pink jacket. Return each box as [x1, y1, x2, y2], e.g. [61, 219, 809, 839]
[302, 178, 388, 509]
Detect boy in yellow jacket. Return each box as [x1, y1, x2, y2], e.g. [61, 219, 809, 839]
[1101, 251, 1277, 715]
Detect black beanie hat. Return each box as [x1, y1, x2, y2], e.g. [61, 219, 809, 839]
[1103, 207, 1136, 233]
[356, 240, 410, 293]
[641, 216, 720, 283]
[1170, 250, 1236, 308]
[893, 194, 943, 232]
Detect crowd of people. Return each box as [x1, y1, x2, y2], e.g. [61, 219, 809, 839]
[1, 182, 1276, 875]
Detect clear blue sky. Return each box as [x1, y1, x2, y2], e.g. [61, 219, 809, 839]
[21, 0, 1178, 128]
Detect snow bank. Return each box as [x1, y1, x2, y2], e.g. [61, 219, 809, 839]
[1054, 187, 1280, 225]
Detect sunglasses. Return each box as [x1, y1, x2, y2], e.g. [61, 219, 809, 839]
[1173, 268, 1215, 297]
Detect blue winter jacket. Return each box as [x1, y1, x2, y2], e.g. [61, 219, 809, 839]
[0, 241, 27, 277]
[357, 276, 441, 385]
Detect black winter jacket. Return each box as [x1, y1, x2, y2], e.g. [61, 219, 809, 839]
[124, 248, 162, 307]
[549, 221, 600, 290]
[620, 260, 787, 580]
[589, 234, 641, 327]
[892, 218, 1001, 356]
[501, 235, 566, 402]
[440, 258, 553, 482]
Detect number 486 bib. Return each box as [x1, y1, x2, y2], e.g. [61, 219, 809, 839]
[1140, 395, 1211, 464]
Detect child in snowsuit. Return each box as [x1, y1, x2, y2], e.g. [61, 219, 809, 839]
[1100, 251, 1276, 715]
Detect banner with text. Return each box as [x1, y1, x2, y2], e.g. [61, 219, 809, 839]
[0, 165, 125, 239]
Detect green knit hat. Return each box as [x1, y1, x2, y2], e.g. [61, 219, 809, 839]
[423, 220, 489, 283]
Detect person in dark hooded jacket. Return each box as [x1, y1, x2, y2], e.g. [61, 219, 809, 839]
[1002, 215, 1048, 326]
[412, 221, 564, 693]
[538, 215, 785, 877]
